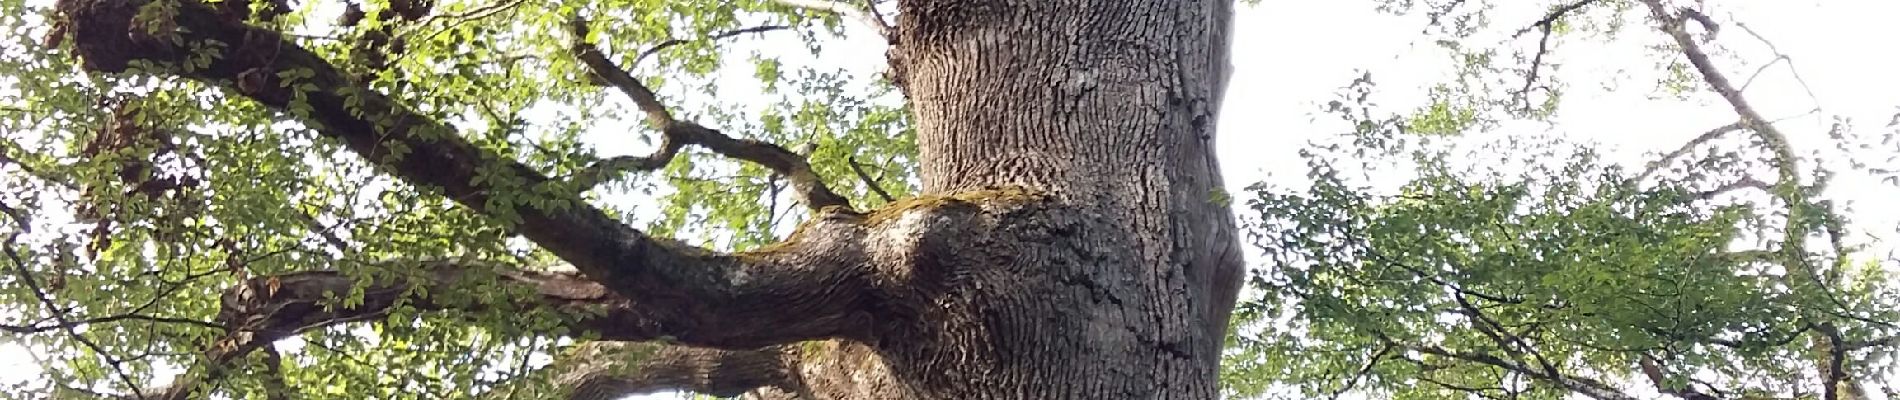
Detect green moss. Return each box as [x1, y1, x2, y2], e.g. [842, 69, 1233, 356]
[860, 185, 1047, 226]
[736, 206, 860, 258]
[736, 186, 1049, 259]
[798, 340, 831, 359]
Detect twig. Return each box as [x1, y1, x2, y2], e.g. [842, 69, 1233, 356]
[1398, 342, 1637, 400]
[1692, 176, 1771, 201]
[435, 0, 526, 21]
[0, 137, 83, 192]
[1737, 54, 1787, 93]
[567, 17, 852, 211]
[1638, 354, 1719, 400]
[1513, 0, 1606, 39]
[1844, 333, 1900, 350]
[847, 156, 895, 203]
[1635, 121, 1745, 183]
[1639, 1, 1801, 185]
[634, 25, 792, 67]
[861, 0, 891, 34]
[1510, 0, 1612, 113]
[0, 313, 224, 334]
[295, 209, 354, 255]
[772, 0, 891, 39]
[1328, 345, 1392, 400]
[1517, 23, 1555, 114]
[1733, 22, 1822, 111]
[1, 229, 148, 399]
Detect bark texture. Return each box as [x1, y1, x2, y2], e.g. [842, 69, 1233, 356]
[825, 0, 1244, 398]
[53, 0, 1241, 398]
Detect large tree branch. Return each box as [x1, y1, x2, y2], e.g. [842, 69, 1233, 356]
[155, 265, 820, 400]
[143, 258, 824, 400]
[1638, 0, 1801, 186]
[1388, 337, 1637, 400]
[566, 17, 852, 212]
[479, 342, 806, 400]
[57, 0, 878, 349]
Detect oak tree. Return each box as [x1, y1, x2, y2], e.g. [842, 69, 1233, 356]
[3, 0, 1242, 398]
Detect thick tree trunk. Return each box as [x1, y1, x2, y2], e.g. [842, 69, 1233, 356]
[783, 1, 1244, 398]
[52, 0, 1241, 398]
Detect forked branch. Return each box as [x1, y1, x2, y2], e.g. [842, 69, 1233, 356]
[58, 0, 878, 356]
[1638, 1, 1802, 185]
[566, 17, 853, 211]
[133, 260, 690, 400]
[848, 155, 896, 203]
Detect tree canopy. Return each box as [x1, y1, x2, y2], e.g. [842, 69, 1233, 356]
[0, 0, 1896, 399]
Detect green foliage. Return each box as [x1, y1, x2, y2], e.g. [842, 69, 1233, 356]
[1225, 1, 1900, 399]
[0, 0, 910, 397]
[2, 0, 1894, 399]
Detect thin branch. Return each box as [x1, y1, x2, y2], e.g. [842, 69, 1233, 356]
[1328, 344, 1392, 400]
[1737, 54, 1787, 93]
[1636, 121, 1745, 183]
[1452, 294, 1564, 381]
[567, 17, 852, 211]
[1636, 108, 1819, 185]
[1513, 0, 1606, 39]
[1732, 22, 1822, 112]
[1639, 1, 1801, 186]
[634, 25, 792, 67]
[2, 230, 148, 399]
[861, 0, 891, 35]
[1397, 342, 1638, 400]
[294, 210, 353, 255]
[1506, 0, 1609, 113]
[772, 0, 890, 39]
[0, 313, 224, 334]
[1843, 333, 1900, 350]
[435, 0, 525, 22]
[1638, 354, 1719, 400]
[1693, 176, 1772, 201]
[847, 156, 895, 203]
[1516, 23, 1555, 114]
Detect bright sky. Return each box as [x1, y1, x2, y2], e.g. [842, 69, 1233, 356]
[7, 1, 1900, 399]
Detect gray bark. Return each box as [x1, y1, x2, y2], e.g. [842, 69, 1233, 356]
[781, 1, 1244, 398]
[54, 0, 1241, 398]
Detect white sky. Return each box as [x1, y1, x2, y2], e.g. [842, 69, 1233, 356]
[6, 1, 1900, 399]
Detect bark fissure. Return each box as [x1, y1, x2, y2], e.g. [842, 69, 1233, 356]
[54, 0, 1247, 398]
[838, 0, 1244, 397]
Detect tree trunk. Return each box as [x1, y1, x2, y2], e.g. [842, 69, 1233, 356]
[52, 0, 1242, 398]
[780, 1, 1244, 398]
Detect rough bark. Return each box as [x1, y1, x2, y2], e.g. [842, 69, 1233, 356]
[857, 0, 1244, 398]
[53, 0, 1242, 398]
